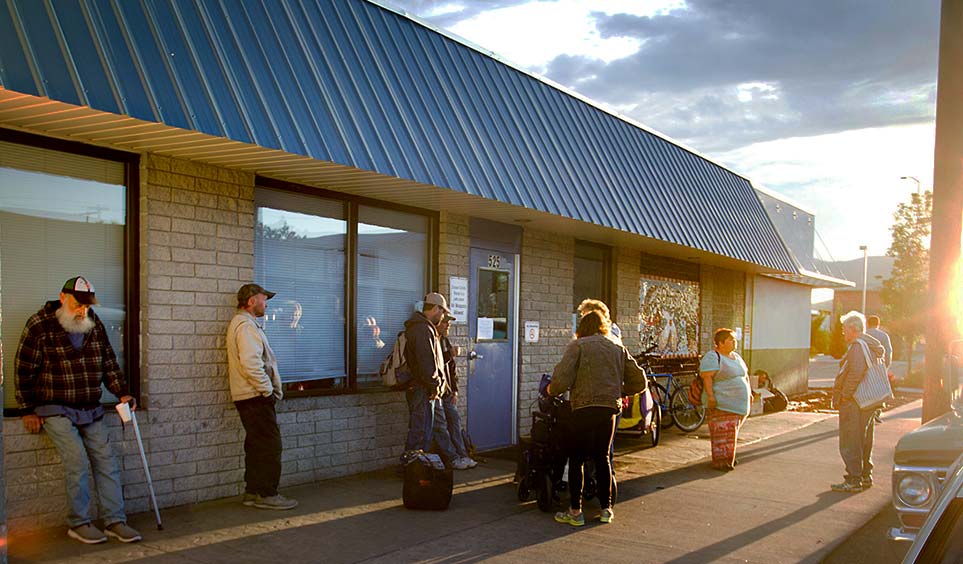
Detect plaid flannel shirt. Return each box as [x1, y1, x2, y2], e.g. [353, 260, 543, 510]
[15, 300, 127, 410]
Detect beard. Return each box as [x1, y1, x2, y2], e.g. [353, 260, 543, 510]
[56, 306, 95, 334]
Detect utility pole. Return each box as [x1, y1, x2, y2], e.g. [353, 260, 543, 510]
[924, 0, 963, 423]
[859, 245, 868, 314]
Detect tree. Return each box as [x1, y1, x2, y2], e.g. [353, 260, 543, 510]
[810, 312, 830, 355]
[881, 191, 933, 377]
[829, 316, 847, 358]
[256, 220, 305, 241]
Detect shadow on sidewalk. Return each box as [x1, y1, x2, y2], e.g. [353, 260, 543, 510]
[12, 411, 903, 564]
[660, 491, 846, 564]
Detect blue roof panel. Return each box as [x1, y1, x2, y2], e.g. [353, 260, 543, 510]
[0, 0, 796, 272]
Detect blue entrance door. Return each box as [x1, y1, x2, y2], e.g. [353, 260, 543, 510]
[466, 247, 516, 450]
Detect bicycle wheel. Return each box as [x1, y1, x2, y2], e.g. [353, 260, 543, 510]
[670, 386, 706, 433]
[647, 405, 661, 447]
[651, 382, 674, 430]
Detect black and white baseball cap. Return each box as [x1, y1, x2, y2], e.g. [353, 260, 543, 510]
[61, 276, 98, 305]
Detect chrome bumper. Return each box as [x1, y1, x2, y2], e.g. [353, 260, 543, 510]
[888, 527, 916, 542]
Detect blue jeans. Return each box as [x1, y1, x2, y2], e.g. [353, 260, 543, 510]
[405, 386, 438, 453]
[838, 400, 876, 482]
[43, 415, 126, 528]
[434, 395, 466, 460]
[442, 394, 469, 458]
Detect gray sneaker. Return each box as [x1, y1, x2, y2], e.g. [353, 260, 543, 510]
[253, 494, 298, 510]
[105, 522, 142, 543]
[67, 523, 107, 544]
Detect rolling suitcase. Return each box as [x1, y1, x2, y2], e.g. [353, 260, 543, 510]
[402, 451, 453, 510]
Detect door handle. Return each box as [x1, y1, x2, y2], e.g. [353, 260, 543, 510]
[468, 350, 483, 361]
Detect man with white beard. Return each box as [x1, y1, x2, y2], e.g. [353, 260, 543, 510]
[15, 276, 141, 545]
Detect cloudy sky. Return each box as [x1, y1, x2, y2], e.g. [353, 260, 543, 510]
[384, 0, 941, 262]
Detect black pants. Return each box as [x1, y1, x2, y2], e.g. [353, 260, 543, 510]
[235, 396, 282, 497]
[567, 406, 617, 511]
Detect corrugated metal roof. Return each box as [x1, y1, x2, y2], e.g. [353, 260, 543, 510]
[0, 0, 796, 272]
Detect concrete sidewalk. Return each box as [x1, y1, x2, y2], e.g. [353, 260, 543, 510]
[9, 402, 921, 564]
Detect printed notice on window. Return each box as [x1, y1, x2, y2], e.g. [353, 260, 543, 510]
[477, 317, 494, 340]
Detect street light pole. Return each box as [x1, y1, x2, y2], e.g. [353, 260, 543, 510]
[859, 245, 868, 314]
[900, 175, 922, 195]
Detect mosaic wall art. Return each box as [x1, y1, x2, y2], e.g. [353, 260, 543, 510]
[639, 276, 700, 358]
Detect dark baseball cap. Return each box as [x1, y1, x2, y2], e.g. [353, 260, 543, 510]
[237, 283, 276, 306]
[62, 276, 98, 305]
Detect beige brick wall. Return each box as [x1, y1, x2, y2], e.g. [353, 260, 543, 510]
[699, 265, 747, 354]
[438, 211, 470, 417]
[1, 149, 755, 533]
[518, 229, 575, 436]
[3, 154, 408, 532]
[614, 247, 642, 353]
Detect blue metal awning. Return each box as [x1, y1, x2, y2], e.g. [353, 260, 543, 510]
[0, 0, 797, 272]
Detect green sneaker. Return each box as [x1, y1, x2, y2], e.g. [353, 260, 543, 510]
[242, 493, 257, 506]
[554, 510, 585, 527]
[831, 480, 863, 493]
[600, 508, 615, 523]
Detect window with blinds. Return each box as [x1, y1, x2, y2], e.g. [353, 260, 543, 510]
[355, 206, 428, 386]
[254, 188, 347, 387]
[0, 139, 129, 410]
[253, 184, 433, 392]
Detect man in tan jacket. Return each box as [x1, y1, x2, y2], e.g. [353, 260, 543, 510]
[226, 283, 297, 510]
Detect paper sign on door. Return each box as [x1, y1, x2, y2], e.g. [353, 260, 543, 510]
[477, 317, 494, 340]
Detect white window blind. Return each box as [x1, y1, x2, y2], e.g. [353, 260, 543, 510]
[254, 187, 347, 383]
[355, 206, 428, 386]
[0, 141, 126, 409]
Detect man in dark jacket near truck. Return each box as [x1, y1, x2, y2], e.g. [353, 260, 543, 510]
[402, 292, 450, 454]
[832, 310, 886, 493]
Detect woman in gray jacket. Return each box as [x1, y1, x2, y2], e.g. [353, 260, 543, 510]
[548, 311, 646, 526]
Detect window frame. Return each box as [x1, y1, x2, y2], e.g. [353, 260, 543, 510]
[573, 239, 614, 317]
[0, 128, 140, 416]
[255, 176, 438, 397]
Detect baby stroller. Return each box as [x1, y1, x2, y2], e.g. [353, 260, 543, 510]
[616, 375, 661, 447]
[516, 384, 570, 512]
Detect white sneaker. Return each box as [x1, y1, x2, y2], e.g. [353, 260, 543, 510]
[452, 457, 471, 470]
[465, 457, 478, 468]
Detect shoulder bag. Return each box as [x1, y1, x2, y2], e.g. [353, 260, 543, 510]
[853, 340, 895, 409]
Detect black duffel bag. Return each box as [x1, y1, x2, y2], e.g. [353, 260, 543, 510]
[402, 451, 453, 510]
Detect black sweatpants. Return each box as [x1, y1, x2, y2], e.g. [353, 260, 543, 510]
[567, 406, 617, 511]
[235, 396, 283, 497]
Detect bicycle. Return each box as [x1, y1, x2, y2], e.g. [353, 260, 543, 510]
[636, 348, 706, 433]
[653, 372, 705, 433]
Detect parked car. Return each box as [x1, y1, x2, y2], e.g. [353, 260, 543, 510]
[900, 450, 963, 563]
[890, 344, 963, 542]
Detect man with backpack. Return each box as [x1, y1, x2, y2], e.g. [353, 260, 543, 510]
[402, 293, 450, 455]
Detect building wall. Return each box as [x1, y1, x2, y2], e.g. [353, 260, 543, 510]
[699, 265, 747, 356]
[2, 151, 769, 533]
[749, 276, 811, 395]
[517, 229, 575, 437]
[437, 211, 471, 424]
[614, 248, 642, 351]
[3, 154, 410, 532]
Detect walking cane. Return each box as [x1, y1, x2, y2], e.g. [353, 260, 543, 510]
[117, 402, 164, 530]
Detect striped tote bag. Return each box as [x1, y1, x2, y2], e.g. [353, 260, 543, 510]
[853, 339, 895, 409]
